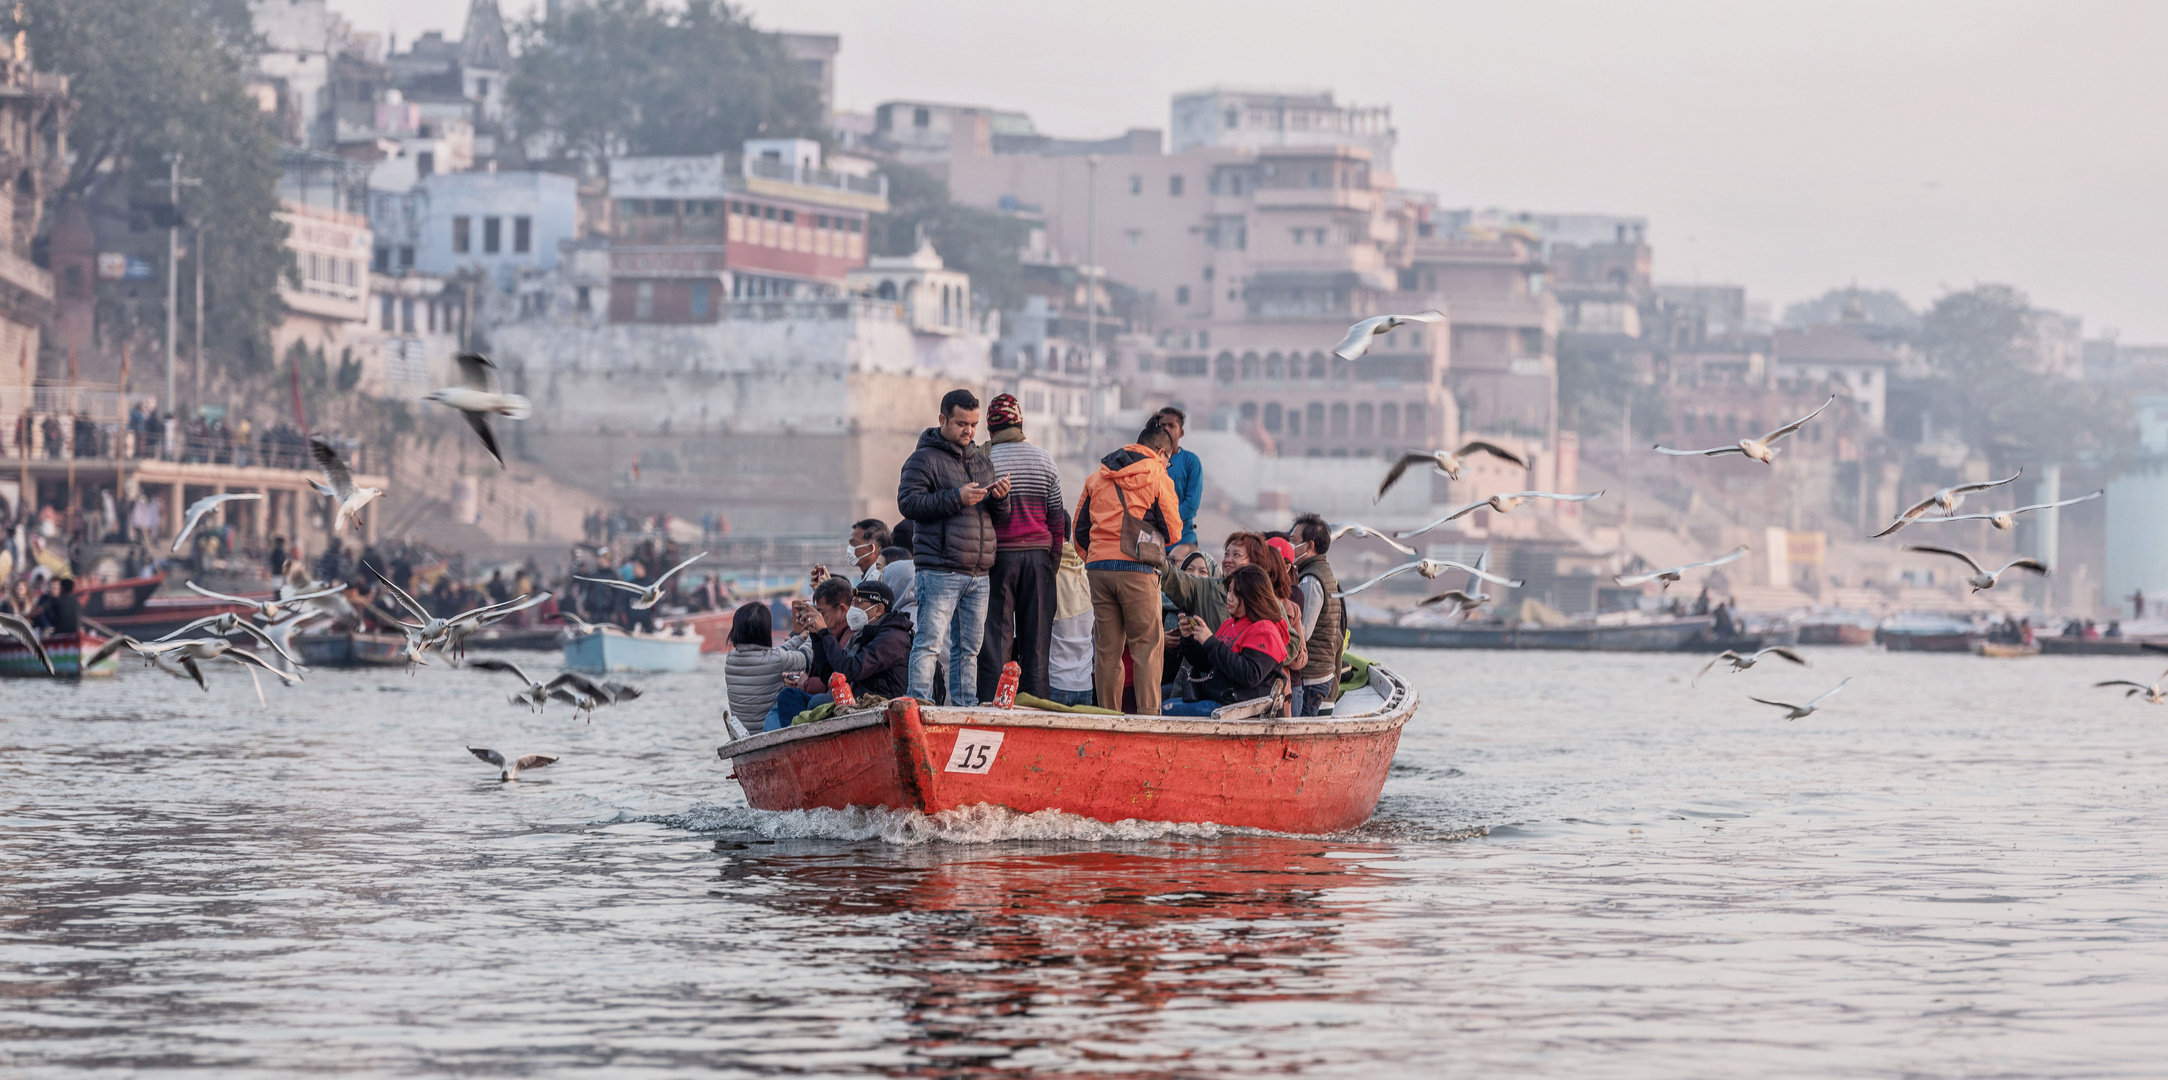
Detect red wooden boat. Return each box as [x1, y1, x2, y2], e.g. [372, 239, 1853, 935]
[658, 608, 734, 653]
[718, 663, 1418, 834]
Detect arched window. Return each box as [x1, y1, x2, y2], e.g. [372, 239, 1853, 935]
[1265, 403, 1284, 433]
[1265, 352, 1283, 380]
[1355, 404, 1375, 437]
[1068, 348, 1086, 373]
[1309, 354, 1327, 381]
[1307, 402, 1325, 436]
[1241, 402, 1259, 428]
[1330, 403, 1350, 436]
[1380, 403, 1399, 439]
[1216, 353, 1236, 383]
[1240, 352, 1260, 381]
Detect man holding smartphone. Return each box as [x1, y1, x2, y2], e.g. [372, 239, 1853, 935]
[897, 389, 1011, 705]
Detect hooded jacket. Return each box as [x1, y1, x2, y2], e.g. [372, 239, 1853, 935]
[897, 426, 1010, 575]
[1073, 444, 1182, 567]
[808, 608, 914, 700]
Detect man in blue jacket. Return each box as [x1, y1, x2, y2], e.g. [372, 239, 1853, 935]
[1154, 406, 1203, 557]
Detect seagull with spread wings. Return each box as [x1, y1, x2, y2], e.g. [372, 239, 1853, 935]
[575, 551, 708, 611]
[1375, 442, 1529, 500]
[1750, 677, 1851, 721]
[468, 747, 558, 781]
[309, 436, 384, 534]
[152, 611, 305, 667]
[1332, 310, 1445, 362]
[1415, 552, 1503, 616]
[469, 657, 596, 710]
[185, 580, 347, 622]
[425, 353, 532, 468]
[1903, 545, 2049, 593]
[1334, 557, 1523, 599]
[1395, 490, 1606, 540]
[1694, 646, 1808, 686]
[171, 492, 264, 553]
[1870, 470, 2025, 537]
[1614, 545, 1750, 590]
[84, 635, 299, 691]
[1890, 488, 2097, 534]
[2095, 671, 2168, 704]
[1326, 522, 1417, 558]
[1653, 396, 1834, 464]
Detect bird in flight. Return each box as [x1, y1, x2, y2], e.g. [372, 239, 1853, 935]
[172, 492, 264, 553]
[425, 353, 533, 468]
[1332, 310, 1445, 361]
[1749, 677, 1851, 720]
[1396, 491, 1605, 540]
[309, 436, 384, 534]
[1334, 558, 1522, 599]
[2094, 671, 2168, 704]
[1327, 522, 1417, 558]
[1902, 545, 2048, 592]
[1414, 553, 1503, 616]
[186, 580, 347, 623]
[1653, 396, 1834, 464]
[1694, 646, 1808, 686]
[1898, 490, 2100, 533]
[575, 551, 708, 611]
[469, 747, 558, 781]
[1614, 546, 1750, 590]
[1871, 470, 2024, 537]
[1375, 442, 1529, 499]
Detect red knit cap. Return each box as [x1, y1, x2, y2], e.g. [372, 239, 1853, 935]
[987, 393, 1023, 431]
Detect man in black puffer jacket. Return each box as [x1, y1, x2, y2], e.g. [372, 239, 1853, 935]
[897, 388, 1010, 704]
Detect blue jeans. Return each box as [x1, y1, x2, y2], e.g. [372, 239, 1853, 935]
[1299, 683, 1333, 717]
[1162, 698, 1220, 716]
[763, 688, 831, 731]
[909, 569, 990, 705]
[1046, 687, 1095, 707]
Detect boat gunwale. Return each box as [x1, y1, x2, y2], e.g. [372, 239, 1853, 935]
[717, 664, 1414, 760]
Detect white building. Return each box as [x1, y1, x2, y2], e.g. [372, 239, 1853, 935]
[369, 171, 580, 286]
[1170, 88, 1397, 173]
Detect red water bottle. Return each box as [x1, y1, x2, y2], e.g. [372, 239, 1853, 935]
[828, 672, 856, 709]
[993, 661, 1021, 708]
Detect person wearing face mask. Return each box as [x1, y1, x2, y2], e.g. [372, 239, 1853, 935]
[768, 577, 858, 729]
[802, 579, 913, 704]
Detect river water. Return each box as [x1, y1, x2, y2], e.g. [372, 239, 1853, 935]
[2, 646, 2164, 1077]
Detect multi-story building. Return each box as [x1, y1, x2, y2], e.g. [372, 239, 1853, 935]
[0, 48, 68, 380]
[368, 170, 580, 285]
[1170, 87, 1397, 173]
[275, 150, 375, 364]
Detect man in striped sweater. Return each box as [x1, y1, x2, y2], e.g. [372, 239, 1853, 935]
[977, 393, 1068, 701]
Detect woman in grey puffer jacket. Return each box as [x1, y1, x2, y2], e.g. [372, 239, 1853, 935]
[723, 602, 804, 730]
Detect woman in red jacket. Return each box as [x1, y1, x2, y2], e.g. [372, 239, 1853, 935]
[1163, 565, 1289, 716]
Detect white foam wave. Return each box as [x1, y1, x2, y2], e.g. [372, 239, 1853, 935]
[648, 802, 1243, 845]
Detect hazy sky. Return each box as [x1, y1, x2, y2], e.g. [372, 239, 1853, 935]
[332, 0, 2168, 339]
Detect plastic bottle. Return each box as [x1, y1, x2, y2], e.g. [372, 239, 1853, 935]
[993, 660, 1021, 709]
[828, 671, 856, 709]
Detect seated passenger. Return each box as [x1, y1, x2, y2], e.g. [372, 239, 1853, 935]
[804, 579, 913, 701]
[1162, 565, 1289, 716]
[722, 601, 804, 734]
[767, 577, 857, 730]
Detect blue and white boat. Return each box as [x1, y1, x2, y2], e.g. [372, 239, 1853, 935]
[562, 629, 703, 674]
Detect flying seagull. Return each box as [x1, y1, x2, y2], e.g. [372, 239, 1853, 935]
[0, 611, 53, 675]
[153, 611, 305, 667]
[1327, 522, 1417, 558]
[186, 580, 347, 622]
[1871, 470, 2024, 537]
[1653, 396, 1834, 464]
[1902, 545, 2049, 592]
[1614, 545, 1750, 590]
[310, 436, 384, 534]
[1694, 646, 1808, 686]
[468, 747, 558, 781]
[466, 658, 604, 711]
[1396, 491, 1606, 540]
[1415, 553, 1503, 616]
[1375, 442, 1529, 499]
[441, 591, 552, 661]
[1749, 677, 1851, 721]
[1332, 310, 1445, 362]
[86, 635, 299, 691]
[575, 551, 708, 611]
[1334, 558, 1523, 599]
[171, 492, 265, 553]
[1905, 490, 2102, 533]
[425, 353, 533, 468]
[2094, 671, 2168, 704]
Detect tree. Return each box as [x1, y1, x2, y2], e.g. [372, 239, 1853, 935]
[872, 162, 1031, 314]
[11, 0, 292, 375]
[509, 0, 824, 167]
[1918, 284, 2128, 468]
[1782, 286, 1918, 331]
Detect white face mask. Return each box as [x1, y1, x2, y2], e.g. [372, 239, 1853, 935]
[845, 606, 869, 632]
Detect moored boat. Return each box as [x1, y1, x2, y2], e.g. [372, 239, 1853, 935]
[1975, 641, 2041, 658]
[564, 628, 703, 673]
[718, 663, 1417, 834]
[1798, 621, 1875, 646]
[0, 631, 121, 679]
[657, 608, 734, 653]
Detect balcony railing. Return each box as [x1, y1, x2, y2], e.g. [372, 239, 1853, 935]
[742, 156, 888, 199]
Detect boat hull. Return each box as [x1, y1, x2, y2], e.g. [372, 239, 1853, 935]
[297, 632, 411, 668]
[720, 666, 1418, 834]
[1351, 616, 1715, 651]
[1798, 623, 1875, 646]
[1877, 629, 1980, 652]
[0, 632, 120, 679]
[563, 629, 703, 673]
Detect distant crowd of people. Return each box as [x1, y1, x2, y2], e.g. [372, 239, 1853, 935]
[725, 388, 1351, 731]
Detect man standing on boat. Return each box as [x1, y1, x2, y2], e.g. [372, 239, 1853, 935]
[1288, 513, 1345, 717]
[1075, 424, 1183, 715]
[1153, 407, 1203, 559]
[977, 393, 1066, 704]
[898, 389, 1010, 706]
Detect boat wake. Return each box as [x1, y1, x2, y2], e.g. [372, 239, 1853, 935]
[645, 802, 1249, 845]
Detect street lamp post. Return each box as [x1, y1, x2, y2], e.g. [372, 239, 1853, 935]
[1084, 153, 1100, 457]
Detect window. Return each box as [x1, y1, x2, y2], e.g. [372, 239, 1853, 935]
[1287, 407, 1301, 436]
[62, 264, 81, 297]
[1224, 107, 1239, 129]
[1129, 175, 1142, 195]
[1292, 228, 1305, 246]
[380, 294, 395, 330]
[692, 281, 710, 317]
[373, 246, 390, 273]
[416, 151, 434, 178]
[729, 200, 743, 214]
[482, 217, 501, 254]
[398, 246, 414, 270]
[1312, 402, 1330, 435]
[763, 205, 776, 220]
[817, 214, 829, 228]
[1264, 403, 1283, 432]
[514, 216, 532, 254]
[401, 298, 415, 333]
[913, 106, 930, 127]
[477, 77, 490, 96]
[782, 209, 795, 224]
[1241, 402, 1259, 428]
[1215, 353, 1235, 383]
[1309, 169, 1323, 187]
[635, 281, 655, 320]
[427, 302, 437, 332]
[1169, 175, 1184, 197]
[1176, 285, 1190, 305]
[1309, 355, 1326, 381]
[576, 285, 591, 313]
[1240, 353, 1260, 381]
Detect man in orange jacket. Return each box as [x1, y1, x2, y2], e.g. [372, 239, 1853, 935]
[1073, 423, 1184, 715]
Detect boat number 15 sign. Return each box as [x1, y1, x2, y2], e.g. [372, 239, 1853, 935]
[944, 729, 1004, 774]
